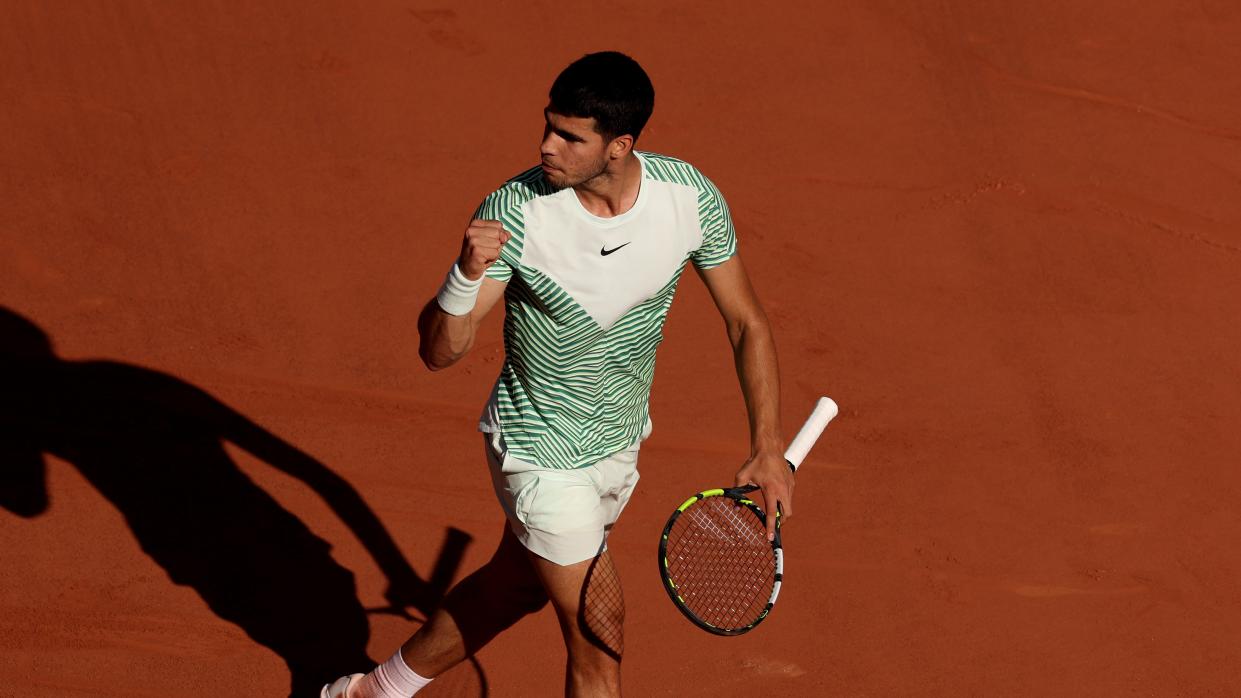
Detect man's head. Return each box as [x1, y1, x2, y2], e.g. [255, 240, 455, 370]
[549, 51, 654, 143]
[540, 52, 655, 189]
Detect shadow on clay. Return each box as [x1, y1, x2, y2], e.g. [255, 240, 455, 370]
[0, 306, 486, 697]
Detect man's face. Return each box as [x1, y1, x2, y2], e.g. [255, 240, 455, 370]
[540, 108, 611, 190]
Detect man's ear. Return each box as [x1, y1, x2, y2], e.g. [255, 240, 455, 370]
[609, 134, 634, 160]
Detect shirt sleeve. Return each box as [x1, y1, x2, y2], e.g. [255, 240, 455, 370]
[690, 175, 738, 270]
[470, 188, 521, 283]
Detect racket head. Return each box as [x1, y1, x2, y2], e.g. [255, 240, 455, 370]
[657, 485, 783, 636]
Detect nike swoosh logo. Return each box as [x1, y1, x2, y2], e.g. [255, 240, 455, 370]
[600, 242, 631, 256]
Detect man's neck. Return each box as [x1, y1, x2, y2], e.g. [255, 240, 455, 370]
[573, 152, 642, 218]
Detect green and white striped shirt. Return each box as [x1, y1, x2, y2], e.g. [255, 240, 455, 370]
[476, 151, 737, 469]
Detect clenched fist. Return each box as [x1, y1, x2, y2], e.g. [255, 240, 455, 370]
[459, 219, 511, 279]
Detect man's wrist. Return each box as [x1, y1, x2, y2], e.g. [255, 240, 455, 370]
[436, 262, 483, 316]
[751, 432, 784, 455]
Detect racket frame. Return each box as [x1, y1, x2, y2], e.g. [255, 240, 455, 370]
[657, 482, 784, 636]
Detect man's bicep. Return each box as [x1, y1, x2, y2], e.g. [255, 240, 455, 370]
[470, 277, 508, 328]
[696, 254, 764, 327]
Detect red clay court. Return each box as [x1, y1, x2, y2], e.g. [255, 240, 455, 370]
[3, 2, 1240, 696]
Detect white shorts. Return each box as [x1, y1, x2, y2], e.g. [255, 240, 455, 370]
[484, 423, 649, 566]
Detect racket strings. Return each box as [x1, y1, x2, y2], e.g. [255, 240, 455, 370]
[664, 496, 775, 630]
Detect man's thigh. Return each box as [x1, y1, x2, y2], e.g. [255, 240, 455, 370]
[526, 546, 624, 658]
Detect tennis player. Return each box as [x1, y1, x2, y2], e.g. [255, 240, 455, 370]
[323, 51, 791, 698]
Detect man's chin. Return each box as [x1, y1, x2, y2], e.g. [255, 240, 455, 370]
[542, 171, 568, 190]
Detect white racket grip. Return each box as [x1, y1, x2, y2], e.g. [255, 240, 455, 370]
[784, 397, 838, 472]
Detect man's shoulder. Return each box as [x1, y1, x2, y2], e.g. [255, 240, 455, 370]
[485, 165, 556, 203]
[472, 165, 560, 247]
[637, 151, 719, 195]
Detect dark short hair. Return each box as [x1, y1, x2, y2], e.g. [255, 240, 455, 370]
[549, 51, 655, 142]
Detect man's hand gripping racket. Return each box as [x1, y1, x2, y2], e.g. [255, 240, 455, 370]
[658, 397, 838, 635]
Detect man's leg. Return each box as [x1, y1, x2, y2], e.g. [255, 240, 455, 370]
[401, 526, 548, 675]
[344, 431, 634, 697]
[527, 547, 625, 698]
[341, 526, 548, 697]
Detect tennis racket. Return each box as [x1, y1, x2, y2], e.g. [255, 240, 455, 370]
[658, 396, 838, 635]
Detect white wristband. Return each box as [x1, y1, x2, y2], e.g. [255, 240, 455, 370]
[436, 263, 484, 316]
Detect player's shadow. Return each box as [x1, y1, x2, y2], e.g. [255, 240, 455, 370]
[0, 307, 481, 697]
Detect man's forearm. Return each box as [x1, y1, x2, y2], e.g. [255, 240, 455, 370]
[731, 314, 782, 454]
[418, 219, 510, 371]
[417, 299, 477, 370]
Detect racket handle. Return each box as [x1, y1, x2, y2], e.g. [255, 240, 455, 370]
[784, 397, 838, 472]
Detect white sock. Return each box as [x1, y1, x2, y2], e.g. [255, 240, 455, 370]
[350, 650, 433, 698]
